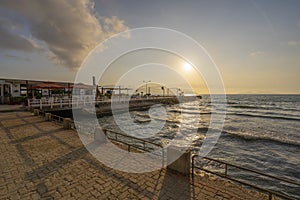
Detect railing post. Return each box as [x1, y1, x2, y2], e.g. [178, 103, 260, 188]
[39, 99, 42, 109]
[162, 149, 165, 167]
[60, 99, 62, 108]
[27, 99, 31, 110]
[192, 155, 194, 176]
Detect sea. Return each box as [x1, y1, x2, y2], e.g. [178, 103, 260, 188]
[95, 94, 300, 198]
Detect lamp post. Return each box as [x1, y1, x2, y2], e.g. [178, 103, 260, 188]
[161, 86, 165, 96]
[143, 80, 151, 96]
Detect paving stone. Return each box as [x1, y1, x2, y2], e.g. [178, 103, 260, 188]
[0, 111, 269, 200]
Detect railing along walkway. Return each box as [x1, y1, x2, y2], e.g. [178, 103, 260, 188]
[192, 155, 300, 200]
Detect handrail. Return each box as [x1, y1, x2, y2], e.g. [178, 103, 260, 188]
[102, 129, 165, 166]
[27, 96, 182, 109]
[198, 156, 300, 187]
[192, 155, 300, 200]
[50, 114, 64, 123]
[36, 109, 69, 125]
[104, 128, 162, 148]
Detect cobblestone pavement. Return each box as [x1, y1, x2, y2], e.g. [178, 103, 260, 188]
[0, 111, 269, 199]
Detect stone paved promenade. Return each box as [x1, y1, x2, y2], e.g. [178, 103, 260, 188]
[0, 110, 270, 199]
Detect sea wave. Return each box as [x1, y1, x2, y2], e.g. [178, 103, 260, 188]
[230, 105, 300, 113]
[196, 126, 300, 147]
[168, 109, 202, 115]
[232, 113, 300, 121]
[222, 130, 300, 148]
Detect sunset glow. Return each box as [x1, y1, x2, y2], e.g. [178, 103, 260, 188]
[183, 62, 192, 71]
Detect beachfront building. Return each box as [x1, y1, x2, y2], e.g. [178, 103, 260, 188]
[0, 78, 29, 104]
[0, 78, 72, 104]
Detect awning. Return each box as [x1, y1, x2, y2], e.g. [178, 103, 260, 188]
[32, 82, 65, 89]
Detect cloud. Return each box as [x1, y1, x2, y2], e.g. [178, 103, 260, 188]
[0, 0, 128, 71]
[249, 51, 265, 57]
[3, 54, 31, 61]
[288, 40, 300, 46]
[0, 14, 36, 51]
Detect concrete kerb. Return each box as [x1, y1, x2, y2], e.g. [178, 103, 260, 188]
[167, 145, 191, 175]
[33, 109, 39, 116]
[45, 113, 51, 121]
[94, 127, 107, 143]
[63, 118, 72, 129]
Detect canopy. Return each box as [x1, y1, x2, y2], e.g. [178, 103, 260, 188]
[32, 82, 65, 89]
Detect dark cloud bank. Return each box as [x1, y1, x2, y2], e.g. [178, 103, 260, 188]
[0, 0, 127, 70]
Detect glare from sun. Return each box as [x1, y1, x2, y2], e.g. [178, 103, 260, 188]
[183, 62, 192, 71]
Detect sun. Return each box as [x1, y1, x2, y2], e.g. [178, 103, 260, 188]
[183, 62, 192, 71]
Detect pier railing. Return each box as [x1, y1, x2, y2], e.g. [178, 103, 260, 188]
[192, 155, 300, 200]
[27, 96, 180, 110]
[28, 98, 99, 110]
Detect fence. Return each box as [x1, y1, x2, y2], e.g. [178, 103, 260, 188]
[103, 128, 163, 153]
[192, 155, 300, 200]
[28, 98, 98, 110]
[27, 96, 183, 110]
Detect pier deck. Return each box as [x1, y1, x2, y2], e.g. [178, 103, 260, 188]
[0, 110, 270, 199]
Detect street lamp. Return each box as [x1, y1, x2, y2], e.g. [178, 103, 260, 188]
[143, 80, 151, 96]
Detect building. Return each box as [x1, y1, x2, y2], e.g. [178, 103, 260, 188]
[0, 78, 72, 104]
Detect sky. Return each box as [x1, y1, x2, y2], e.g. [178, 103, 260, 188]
[0, 0, 300, 94]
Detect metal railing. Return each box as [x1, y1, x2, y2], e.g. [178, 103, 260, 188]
[103, 128, 163, 151]
[28, 98, 95, 110]
[34, 110, 163, 157]
[50, 114, 64, 124]
[102, 128, 165, 165]
[35, 109, 70, 126]
[192, 155, 300, 200]
[27, 96, 182, 110]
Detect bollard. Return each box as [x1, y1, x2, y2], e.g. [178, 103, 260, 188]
[33, 109, 39, 116]
[63, 118, 72, 129]
[45, 113, 51, 121]
[167, 146, 191, 175]
[94, 127, 107, 143]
